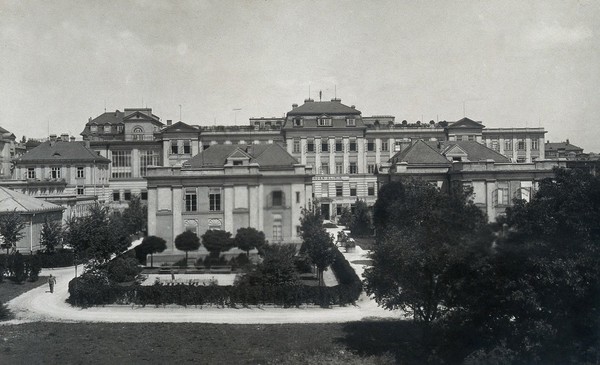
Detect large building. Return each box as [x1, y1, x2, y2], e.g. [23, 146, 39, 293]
[146, 143, 313, 262]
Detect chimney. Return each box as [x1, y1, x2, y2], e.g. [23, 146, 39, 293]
[70, 136, 76, 142]
[331, 98, 341, 103]
[60, 133, 69, 142]
[351, 105, 355, 109]
[167, 119, 172, 126]
[304, 98, 314, 103]
[292, 103, 298, 109]
[49, 134, 57, 147]
[566, 139, 570, 145]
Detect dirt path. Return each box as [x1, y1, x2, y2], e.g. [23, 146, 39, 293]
[4, 228, 403, 324]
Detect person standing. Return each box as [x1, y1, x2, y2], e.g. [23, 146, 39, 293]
[48, 274, 57, 293]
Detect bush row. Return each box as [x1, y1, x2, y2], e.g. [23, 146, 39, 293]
[34, 250, 78, 268]
[0, 253, 41, 283]
[68, 248, 363, 308]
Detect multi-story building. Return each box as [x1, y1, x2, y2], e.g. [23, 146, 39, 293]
[545, 139, 584, 159]
[146, 143, 313, 263]
[0, 126, 25, 179]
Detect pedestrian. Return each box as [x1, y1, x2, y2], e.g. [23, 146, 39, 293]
[48, 274, 57, 293]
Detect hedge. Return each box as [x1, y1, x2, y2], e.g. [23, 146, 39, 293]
[68, 248, 363, 308]
[0, 253, 41, 283]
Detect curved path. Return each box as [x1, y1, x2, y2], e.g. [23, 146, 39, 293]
[4, 228, 404, 324]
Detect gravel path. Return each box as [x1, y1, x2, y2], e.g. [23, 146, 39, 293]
[3, 227, 404, 324]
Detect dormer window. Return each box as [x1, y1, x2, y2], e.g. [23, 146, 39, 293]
[317, 117, 332, 127]
[346, 118, 356, 127]
[293, 118, 303, 127]
[233, 160, 243, 166]
[104, 125, 111, 133]
[90, 125, 98, 133]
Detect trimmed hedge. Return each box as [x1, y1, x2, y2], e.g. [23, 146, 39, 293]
[68, 248, 363, 308]
[35, 250, 77, 268]
[0, 253, 41, 283]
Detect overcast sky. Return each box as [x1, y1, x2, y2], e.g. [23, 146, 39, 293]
[1, 0, 599, 151]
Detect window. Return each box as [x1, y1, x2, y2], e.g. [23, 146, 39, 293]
[132, 127, 144, 141]
[293, 118, 303, 127]
[349, 162, 357, 174]
[351, 203, 356, 214]
[27, 168, 35, 179]
[113, 191, 120, 201]
[90, 125, 98, 133]
[368, 182, 375, 196]
[505, 140, 512, 151]
[394, 141, 402, 152]
[335, 139, 343, 152]
[336, 183, 343, 197]
[532, 139, 539, 150]
[117, 125, 124, 133]
[209, 188, 221, 211]
[346, 118, 356, 127]
[295, 191, 300, 204]
[124, 191, 132, 201]
[293, 139, 300, 153]
[76, 167, 85, 179]
[321, 141, 329, 152]
[140, 150, 160, 177]
[320, 162, 328, 175]
[517, 157, 526, 163]
[518, 139, 525, 150]
[335, 162, 343, 174]
[367, 140, 375, 152]
[104, 125, 111, 133]
[367, 164, 376, 174]
[185, 189, 197, 212]
[111, 150, 132, 178]
[456, 135, 463, 142]
[51, 167, 61, 179]
[493, 184, 509, 206]
[349, 140, 357, 152]
[272, 191, 283, 207]
[468, 135, 475, 141]
[77, 187, 84, 195]
[491, 139, 499, 152]
[350, 183, 357, 197]
[318, 117, 332, 127]
[381, 141, 389, 152]
[273, 223, 283, 242]
[307, 140, 314, 152]
[233, 160, 243, 166]
[336, 205, 343, 216]
[183, 140, 191, 154]
[170, 140, 178, 155]
[141, 191, 148, 201]
[321, 183, 329, 197]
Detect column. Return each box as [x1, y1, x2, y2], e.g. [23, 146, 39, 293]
[300, 137, 307, 165]
[131, 148, 140, 178]
[314, 137, 321, 173]
[162, 140, 170, 167]
[499, 137, 505, 155]
[328, 137, 335, 174]
[512, 137, 518, 161]
[539, 137, 545, 159]
[147, 188, 157, 236]
[525, 137, 532, 162]
[388, 138, 395, 159]
[224, 186, 234, 233]
[191, 139, 199, 156]
[257, 184, 264, 231]
[249, 185, 259, 228]
[172, 186, 183, 252]
[342, 137, 349, 173]
[485, 181, 495, 223]
[286, 137, 293, 154]
[357, 137, 365, 173]
[375, 138, 382, 165]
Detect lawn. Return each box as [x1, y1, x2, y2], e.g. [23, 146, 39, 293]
[0, 277, 48, 303]
[0, 322, 402, 364]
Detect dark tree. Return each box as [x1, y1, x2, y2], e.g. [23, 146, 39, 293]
[299, 208, 336, 289]
[349, 199, 372, 237]
[236, 243, 300, 287]
[122, 195, 147, 235]
[337, 206, 352, 227]
[0, 211, 26, 254]
[234, 227, 265, 258]
[40, 218, 63, 253]
[174, 231, 200, 265]
[136, 235, 167, 267]
[201, 230, 233, 260]
[364, 179, 492, 323]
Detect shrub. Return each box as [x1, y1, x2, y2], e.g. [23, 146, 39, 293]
[35, 249, 76, 268]
[107, 256, 141, 283]
[322, 222, 338, 228]
[0, 302, 12, 321]
[173, 258, 187, 268]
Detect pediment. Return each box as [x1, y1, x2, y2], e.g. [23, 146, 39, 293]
[448, 117, 484, 129]
[227, 148, 252, 160]
[444, 144, 468, 157]
[163, 121, 198, 133]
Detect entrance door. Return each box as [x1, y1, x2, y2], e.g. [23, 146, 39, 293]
[321, 203, 330, 220]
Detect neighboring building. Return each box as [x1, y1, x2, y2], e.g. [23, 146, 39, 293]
[379, 139, 563, 222]
[0, 126, 25, 179]
[146, 143, 313, 263]
[545, 139, 584, 159]
[0, 186, 63, 253]
[11, 135, 110, 220]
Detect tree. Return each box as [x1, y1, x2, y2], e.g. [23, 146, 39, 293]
[0, 211, 26, 254]
[349, 199, 372, 237]
[174, 230, 200, 265]
[136, 235, 167, 267]
[234, 227, 265, 258]
[299, 208, 336, 289]
[236, 243, 300, 287]
[122, 195, 147, 235]
[201, 229, 233, 260]
[337, 206, 352, 227]
[40, 218, 63, 253]
[364, 179, 492, 323]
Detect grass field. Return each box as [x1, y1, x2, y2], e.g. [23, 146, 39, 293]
[0, 277, 48, 303]
[0, 321, 412, 364]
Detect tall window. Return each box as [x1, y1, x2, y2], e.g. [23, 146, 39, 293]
[349, 162, 357, 174]
[209, 188, 221, 211]
[113, 191, 120, 201]
[293, 139, 300, 153]
[321, 183, 329, 197]
[124, 191, 132, 201]
[27, 168, 35, 179]
[185, 189, 197, 212]
[111, 150, 132, 178]
[368, 182, 375, 196]
[367, 164, 376, 174]
[518, 139, 525, 150]
[381, 141, 389, 152]
[116, 125, 124, 133]
[76, 167, 85, 179]
[493, 183, 509, 206]
[140, 150, 160, 177]
[335, 162, 343, 175]
[307, 139, 314, 152]
[532, 139, 539, 150]
[272, 191, 283, 207]
[349, 139, 357, 152]
[505, 140, 512, 151]
[132, 127, 144, 141]
[170, 140, 178, 154]
[183, 140, 191, 154]
[336, 183, 343, 197]
[367, 140, 375, 152]
[318, 118, 332, 127]
[321, 141, 329, 152]
[77, 186, 84, 195]
[491, 139, 499, 152]
[335, 139, 343, 152]
[51, 167, 61, 179]
[350, 183, 357, 196]
[320, 162, 329, 175]
[273, 223, 283, 242]
[346, 118, 356, 127]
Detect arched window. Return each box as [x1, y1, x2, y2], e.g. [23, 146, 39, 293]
[132, 126, 144, 141]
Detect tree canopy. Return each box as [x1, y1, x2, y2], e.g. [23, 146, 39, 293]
[299, 207, 336, 288]
[174, 230, 200, 264]
[348, 199, 372, 237]
[122, 195, 147, 235]
[0, 211, 26, 254]
[233, 227, 265, 257]
[136, 235, 167, 267]
[40, 218, 63, 254]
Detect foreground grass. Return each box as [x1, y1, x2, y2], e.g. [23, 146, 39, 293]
[0, 277, 48, 303]
[0, 322, 398, 365]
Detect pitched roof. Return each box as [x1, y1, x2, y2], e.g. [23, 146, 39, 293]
[447, 117, 485, 129]
[0, 187, 63, 214]
[442, 141, 510, 162]
[545, 141, 583, 152]
[186, 143, 298, 168]
[162, 121, 199, 133]
[287, 100, 361, 116]
[16, 141, 110, 163]
[88, 110, 124, 125]
[391, 140, 450, 165]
